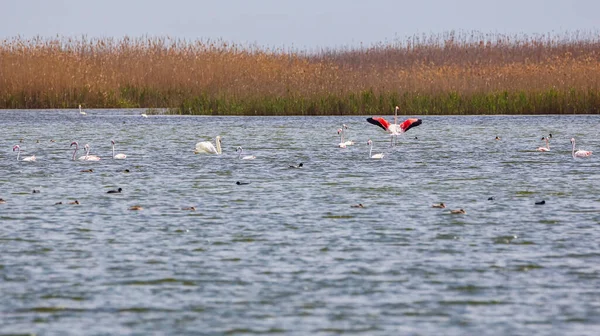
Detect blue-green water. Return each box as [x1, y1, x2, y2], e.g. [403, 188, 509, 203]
[1, 110, 599, 335]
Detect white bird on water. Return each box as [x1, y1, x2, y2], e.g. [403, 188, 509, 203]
[367, 139, 384, 159]
[12, 145, 36, 162]
[571, 138, 592, 158]
[536, 136, 550, 152]
[79, 105, 86, 115]
[337, 129, 347, 148]
[236, 146, 256, 160]
[342, 124, 355, 146]
[195, 136, 222, 155]
[111, 140, 127, 159]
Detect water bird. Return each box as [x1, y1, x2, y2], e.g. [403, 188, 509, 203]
[111, 140, 127, 159]
[432, 203, 446, 208]
[289, 163, 303, 169]
[83, 144, 101, 161]
[107, 188, 122, 194]
[12, 145, 36, 162]
[350, 203, 364, 208]
[71, 142, 100, 161]
[548, 133, 553, 138]
[536, 137, 550, 152]
[194, 136, 222, 154]
[571, 138, 592, 158]
[450, 209, 466, 214]
[236, 181, 250, 185]
[495, 136, 501, 140]
[341, 124, 355, 146]
[236, 146, 256, 160]
[81, 169, 94, 173]
[0, 199, 6, 204]
[32, 189, 40, 194]
[182, 206, 196, 211]
[367, 106, 422, 146]
[535, 200, 546, 205]
[337, 129, 347, 148]
[79, 104, 86, 115]
[129, 205, 143, 210]
[488, 197, 494, 201]
[141, 113, 148, 118]
[123, 169, 130, 173]
[367, 139, 384, 159]
[69, 200, 80, 205]
[54, 201, 62, 205]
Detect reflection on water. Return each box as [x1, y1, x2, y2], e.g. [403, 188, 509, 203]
[1, 110, 599, 335]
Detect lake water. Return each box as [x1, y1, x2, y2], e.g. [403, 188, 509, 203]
[1, 110, 599, 335]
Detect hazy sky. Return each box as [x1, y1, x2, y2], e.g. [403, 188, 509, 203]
[1, 0, 598, 49]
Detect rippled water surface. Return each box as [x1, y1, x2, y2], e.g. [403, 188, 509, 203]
[1, 110, 600, 335]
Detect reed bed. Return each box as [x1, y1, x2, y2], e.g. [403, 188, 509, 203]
[1, 32, 600, 115]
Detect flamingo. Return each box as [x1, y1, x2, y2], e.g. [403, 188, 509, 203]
[12, 145, 36, 162]
[83, 144, 101, 161]
[342, 124, 355, 146]
[70, 142, 99, 161]
[367, 106, 422, 146]
[194, 136, 222, 154]
[79, 104, 86, 115]
[236, 146, 256, 160]
[111, 140, 127, 159]
[337, 129, 347, 148]
[536, 137, 550, 152]
[367, 139, 384, 159]
[571, 138, 592, 158]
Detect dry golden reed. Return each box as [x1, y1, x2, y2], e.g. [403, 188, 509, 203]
[1, 31, 599, 114]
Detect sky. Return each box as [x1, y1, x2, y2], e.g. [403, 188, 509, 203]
[1, 0, 598, 49]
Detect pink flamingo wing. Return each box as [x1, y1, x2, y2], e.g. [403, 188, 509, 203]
[367, 117, 391, 131]
[399, 118, 422, 133]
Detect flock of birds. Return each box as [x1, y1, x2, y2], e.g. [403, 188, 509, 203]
[2, 106, 594, 213]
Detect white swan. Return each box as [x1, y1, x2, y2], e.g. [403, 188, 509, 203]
[367, 139, 384, 159]
[195, 136, 222, 154]
[12, 145, 36, 162]
[236, 146, 256, 160]
[111, 140, 127, 159]
[79, 104, 86, 115]
[571, 138, 592, 158]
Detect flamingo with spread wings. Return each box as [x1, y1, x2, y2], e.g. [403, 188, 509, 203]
[367, 106, 422, 146]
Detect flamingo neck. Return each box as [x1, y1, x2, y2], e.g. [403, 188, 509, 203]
[72, 147, 77, 160]
[545, 138, 550, 149]
[572, 141, 576, 157]
[112, 145, 115, 158]
[369, 144, 372, 158]
[216, 137, 222, 154]
[16, 148, 20, 161]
